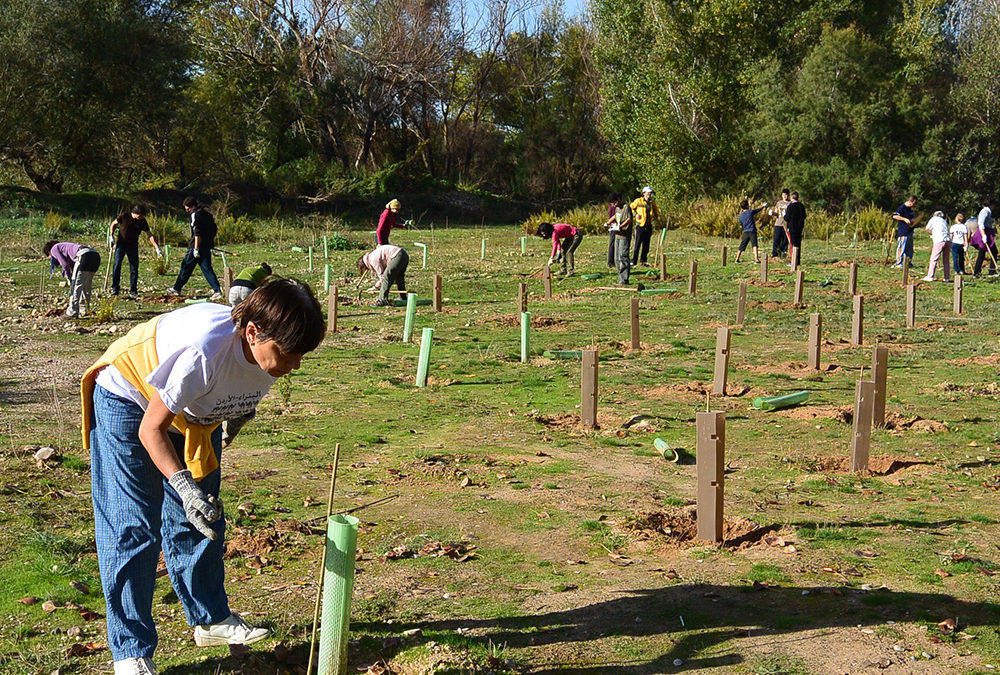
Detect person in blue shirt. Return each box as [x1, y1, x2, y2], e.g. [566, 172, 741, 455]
[734, 199, 768, 264]
[892, 196, 918, 268]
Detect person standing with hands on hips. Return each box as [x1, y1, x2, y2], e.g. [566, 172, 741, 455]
[630, 186, 660, 266]
[110, 204, 161, 298]
[80, 278, 325, 675]
[167, 197, 222, 300]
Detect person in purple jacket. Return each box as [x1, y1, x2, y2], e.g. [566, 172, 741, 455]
[44, 240, 102, 318]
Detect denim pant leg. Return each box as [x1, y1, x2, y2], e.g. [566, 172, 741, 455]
[607, 232, 615, 267]
[197, 253, 221, 292]
[112, 245, 128, 293]
[615, 234, 631, 284]
[91, 385, 166, 660]
[952, 246, 964, 274]
[172, 250, 198, 292]
[904, 234, 914, 260]
[126, 246, 140, 294]
[161, 426, 230, 627]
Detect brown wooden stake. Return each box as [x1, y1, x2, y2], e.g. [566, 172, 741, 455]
[791, 246, 800, 271]
[721, 245, 727, 267]
[630, 297, 640, 350]
[759, 255, 768, 283]
[659, 254, 667, 281]
[871, 344, 888, 428]
[517, 282, 527, 314]
[808, 313, 822, 370]
[851, 294, 864, 346]
[736, 281, 747, 325]
[901, 257, 910, 287]
[222, 266, 233, 303]
[433, 274, 442, 312]
[327, 285, 338, 334]
[906, 283, 916, 328]
[793, 270, 805, 307]
[954, 274, 963, 315]
[848, 262, 858, 296]
[696, 411, 726, 543]
[544, 267, 552, 300]
[713, 326, 731, 396]
[688, 259, 698, 295]
[581, 350, 598, 429]
[850, 381, 875, 472]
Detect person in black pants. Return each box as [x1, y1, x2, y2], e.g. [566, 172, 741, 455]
[783, 191, 806, 266]
[110, 205, 161, 297]
[167, 197, 222, 300]
[606, 194, 619, 268]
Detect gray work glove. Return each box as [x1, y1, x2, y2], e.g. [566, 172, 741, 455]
[193, 248, 201, 259]
[168, 469, 222, 540]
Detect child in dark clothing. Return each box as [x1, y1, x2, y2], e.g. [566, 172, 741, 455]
[734, 199, 768, 263]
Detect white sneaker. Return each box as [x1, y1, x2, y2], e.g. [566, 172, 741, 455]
[165, 287, 180, 296]
[209, 291, 224, 301]
[194, 612, 270, 647]
[922, 276, 934, 282]
[113, 657, 158, 675]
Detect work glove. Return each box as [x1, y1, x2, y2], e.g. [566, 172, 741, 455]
[168, 469, 222, 540]
[193, 248, 201, 259]
[154, 246, 162, 258]
[547, 257, 555, 267]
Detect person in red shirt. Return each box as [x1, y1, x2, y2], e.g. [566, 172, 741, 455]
[376, 199, 404, 245]
[537, 222, 584, 276]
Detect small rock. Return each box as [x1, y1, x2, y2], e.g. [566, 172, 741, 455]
[34, 447, 56, 461]
[922, 652, 933, 659]
[861, 628, 875, 635]
[673, 659, 684, 667]
[402, 628, 422, 638]
[861, 584, 873, 591]
[893, 645, 904, 652]
[66, 627, 81, 638]
[42, 600, 63, 613]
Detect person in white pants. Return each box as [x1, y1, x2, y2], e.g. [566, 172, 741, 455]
[923, 211, 951, 282]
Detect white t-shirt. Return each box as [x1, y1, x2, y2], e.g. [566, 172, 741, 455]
[978, 206, 993, 231]
[950, 222, 968, 246]
[95, 303, 275, 425]
[925, 216, 950, 244]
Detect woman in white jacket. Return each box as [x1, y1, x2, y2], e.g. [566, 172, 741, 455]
[923, 210, 952, 282]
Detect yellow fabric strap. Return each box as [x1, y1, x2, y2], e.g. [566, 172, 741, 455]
[80, 316, 220, 481]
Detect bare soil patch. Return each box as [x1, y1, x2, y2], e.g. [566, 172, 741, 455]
[622, 507, 778, 551]
[778, 406, 947, 432]
[480, 313, 567, 329]
[950, 352, 1000, 367]
[748, 279, 784, 288]
[646, 380, 751, 398]
[224, 526, 285, 559]
[738, 361, 839, 376]
[808, 455, 929, 476]
[752, 300, 798, 311]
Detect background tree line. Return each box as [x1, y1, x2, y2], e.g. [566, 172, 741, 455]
[1, 0, 997, 213]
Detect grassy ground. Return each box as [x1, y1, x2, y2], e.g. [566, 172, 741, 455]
[2, 219, 1000, 674]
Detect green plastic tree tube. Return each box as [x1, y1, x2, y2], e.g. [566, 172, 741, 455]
[413, 242, 427, 268]
[521, 312, 530, 363]
[416, 328, 434, 387]
[520, 236, 526, 254]
[292, 245, 303, 252]
[163, 245, 170, 265]
[402, 293, 417, 342]
[323, 235, 329, 259]
[753, 390, 809, 411]
[184, 298, 209, 304]
[220, 252, 228, 269]
[317, 513, 359, 675]
[309, 246, 314, 271]
[639, 288, 679, 295]
[653, 438, 678, 462]
[542, 350, 582, 359]
[658, 228, 667, 247]
[481, 238, 486, 260]
[324, 264, 331, 292]
[581, 273, 602, 280]
[392, 298, 431, 307]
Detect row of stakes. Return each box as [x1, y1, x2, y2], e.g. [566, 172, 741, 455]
[210, 238, 962, 544]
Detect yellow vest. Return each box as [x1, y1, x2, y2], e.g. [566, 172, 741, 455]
[80, 316, 220, 481]
[630, 197, 659, 228]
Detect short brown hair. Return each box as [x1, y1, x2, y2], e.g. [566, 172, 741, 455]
[231, 278, 325, 354]
[43, 240, 59, 256]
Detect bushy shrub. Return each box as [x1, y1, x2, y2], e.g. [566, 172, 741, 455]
[148, 213, 188, 247]
[673, 196, 743, 238]
[847, 204, 891, 242]
[521, 205, 607, 236]
[807, 210, 849, 241]
[326, 232, 366, 251]
[217, 215, 257, 245]
[43, 210, 72, 235]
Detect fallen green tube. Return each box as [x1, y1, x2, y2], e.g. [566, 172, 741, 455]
[543, 350, 582, 359]
[393, 298, 431, 307]
[318, 514, 359, 675]
[581, 273, 602, 280]
[653, 438, 678, 462]
[639, 288, 679, 295]
[753, 390, 809, 410]
[184, 298, 209, 304]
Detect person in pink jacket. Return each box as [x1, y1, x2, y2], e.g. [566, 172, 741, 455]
[375, 199, 404, 245]
[357, 244, 409, 305]
[537, 222, 584, 276]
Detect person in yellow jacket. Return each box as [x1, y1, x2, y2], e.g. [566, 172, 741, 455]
[630, 186, 661, 266]
[80, 279, 324, 675]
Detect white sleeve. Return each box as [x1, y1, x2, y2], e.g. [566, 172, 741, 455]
[147, 347, 213, 414]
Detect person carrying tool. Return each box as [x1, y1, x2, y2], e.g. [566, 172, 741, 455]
[357, 244, 409, 306]
[44, 240, 101, 318]
[537, 222, 584, 276]
[166, 197, 222, 300]
[110, 204, 161, 298]
[80, 278, 325, 675]
[630, 186, 660, 266]
[891, 196, 918, 268]
[973, 198, 997, 277]
[375, 199, 405, 245]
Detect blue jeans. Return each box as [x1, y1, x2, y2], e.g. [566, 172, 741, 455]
[112, 244, 139, 295]
[90, 384, 229, 660]
[896, 234, 913, 264]
[952, 245, 966, 274]
[172, 248, 220, 293]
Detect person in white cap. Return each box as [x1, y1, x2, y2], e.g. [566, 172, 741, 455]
[629, 186, 661, 266]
